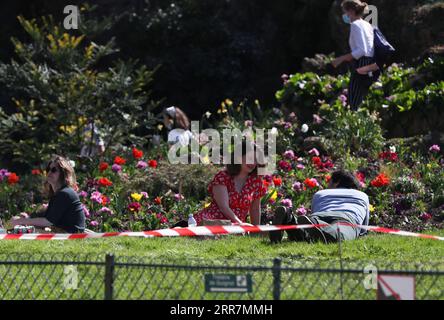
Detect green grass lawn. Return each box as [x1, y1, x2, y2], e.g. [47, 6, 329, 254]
[0, 231, 443, 300]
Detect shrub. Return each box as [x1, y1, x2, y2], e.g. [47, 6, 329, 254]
[0, 14, 159, 172]
[320, 109, 385, 158]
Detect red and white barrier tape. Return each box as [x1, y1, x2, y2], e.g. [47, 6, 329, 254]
[0, 223, 443, 241]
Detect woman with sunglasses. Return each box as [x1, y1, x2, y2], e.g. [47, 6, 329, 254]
[9, 155, 85, 233]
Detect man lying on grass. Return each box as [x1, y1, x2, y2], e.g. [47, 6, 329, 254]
[269, 170, 370, 244]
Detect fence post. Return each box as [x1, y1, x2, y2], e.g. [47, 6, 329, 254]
[272, 258, 282, 300]
[105, 254, 115, 300]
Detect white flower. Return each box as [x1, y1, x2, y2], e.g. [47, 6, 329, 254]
[382, 104, 389, 108]
[373, 81, 383, 89]
[389, 146, 396, 153]
[298, 81, 306, 89]
[205, 111, 211, 118]
[270, 127, 279, 136]
[301, 124, 309, 133]
[69, 160, 75, 168]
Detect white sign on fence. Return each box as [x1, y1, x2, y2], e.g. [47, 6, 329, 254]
[377, 275, 415, 300]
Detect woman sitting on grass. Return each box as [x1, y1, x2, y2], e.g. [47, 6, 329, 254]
[193, 140, 267, 226]
[9, 156, 85, 233]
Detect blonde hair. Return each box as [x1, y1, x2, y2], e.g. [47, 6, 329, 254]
[43, 155, 78, 198]
[341, 0, 369, 16]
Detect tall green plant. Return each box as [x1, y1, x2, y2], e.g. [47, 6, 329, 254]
[0, 14, 159, 171]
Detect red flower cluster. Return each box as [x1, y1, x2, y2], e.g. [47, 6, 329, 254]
[370, 173, 390, 187]
[157, 213, 169, 224]
[132, 148, 143, 159]
[273, 176, 282, 186]
[304, 178, 318, 189]
[101, 195, 110, 205]
[278, 160, 292, 172]
[379, 151, 398, 162]
[98, 177, 113, 187]
[99, 162, 109, 172]
[148, 160, 158, 168]
[31, 169, 42, 175]
[8, 173, 19, 185]
[356, 172, 365, 184]
[311, 157, 334, 171]
[128, 202, 141, 212]
[114, 156, 126, 165]
[154, 196, 162, 205]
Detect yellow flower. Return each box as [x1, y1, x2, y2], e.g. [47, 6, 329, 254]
[369, 204, 375, 213]
[204, 202, 211, 208]
[157, 124, 164, 131]
[225, 99, 233, 106]
[131, 193, 143, 202]
[269, 190, 277, 201]
[201, 155, 210, 164]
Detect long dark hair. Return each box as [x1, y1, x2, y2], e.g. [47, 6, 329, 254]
[226, 140, 260, 177]
[163, 106, 190, 130]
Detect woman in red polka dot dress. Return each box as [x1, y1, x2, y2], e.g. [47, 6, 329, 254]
[194, 141, 267, 226]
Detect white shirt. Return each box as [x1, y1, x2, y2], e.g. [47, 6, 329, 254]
[349, 19, 374, 60]
[168, 129, 194, 147]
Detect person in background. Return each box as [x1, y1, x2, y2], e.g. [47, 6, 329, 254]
[9, 155, 85, 233]
[79, 122, 106, 159]
[269, 170, 369, 243]
[331, 0, 379, 110]
[163, 106, 194, 147]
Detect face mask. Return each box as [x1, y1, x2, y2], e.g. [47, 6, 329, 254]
[342, 14, 351, 24]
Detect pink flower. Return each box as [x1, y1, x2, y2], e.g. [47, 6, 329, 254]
[112, 164, 122, 173]
[420, 213, 432, 221]
[174, 193, 184, 202]
[296, 164, 305, 170]
[292, 182, 303, 192]
[429, 145, 440, 153]
[141, 192, 149, 198]
[136, 161, 148, 169]
[283, 150, 295, 160]
[78, 191, 88, 198]
[90, 220, 99, 227]
[90, 191, 103, 204]
[339, 94, 347, 106]
[295, 206, 307, 216]
[82, 204, 90, 218]
[281, 198, 293, 208]
[20, 212, 29, 219]
[98, 207, 113, 215]
[313, 114, 323, 124]
[308, 148, 320, 157]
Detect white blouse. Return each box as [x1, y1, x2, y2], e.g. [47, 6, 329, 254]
[349, 18, 374, 60]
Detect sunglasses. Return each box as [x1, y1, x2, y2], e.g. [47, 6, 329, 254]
[47, 167, 59, 174]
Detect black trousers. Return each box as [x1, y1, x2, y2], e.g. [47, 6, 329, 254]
[348, 56, 380, 110]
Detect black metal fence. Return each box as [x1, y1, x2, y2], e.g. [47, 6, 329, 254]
[0, 254, 443, 300]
